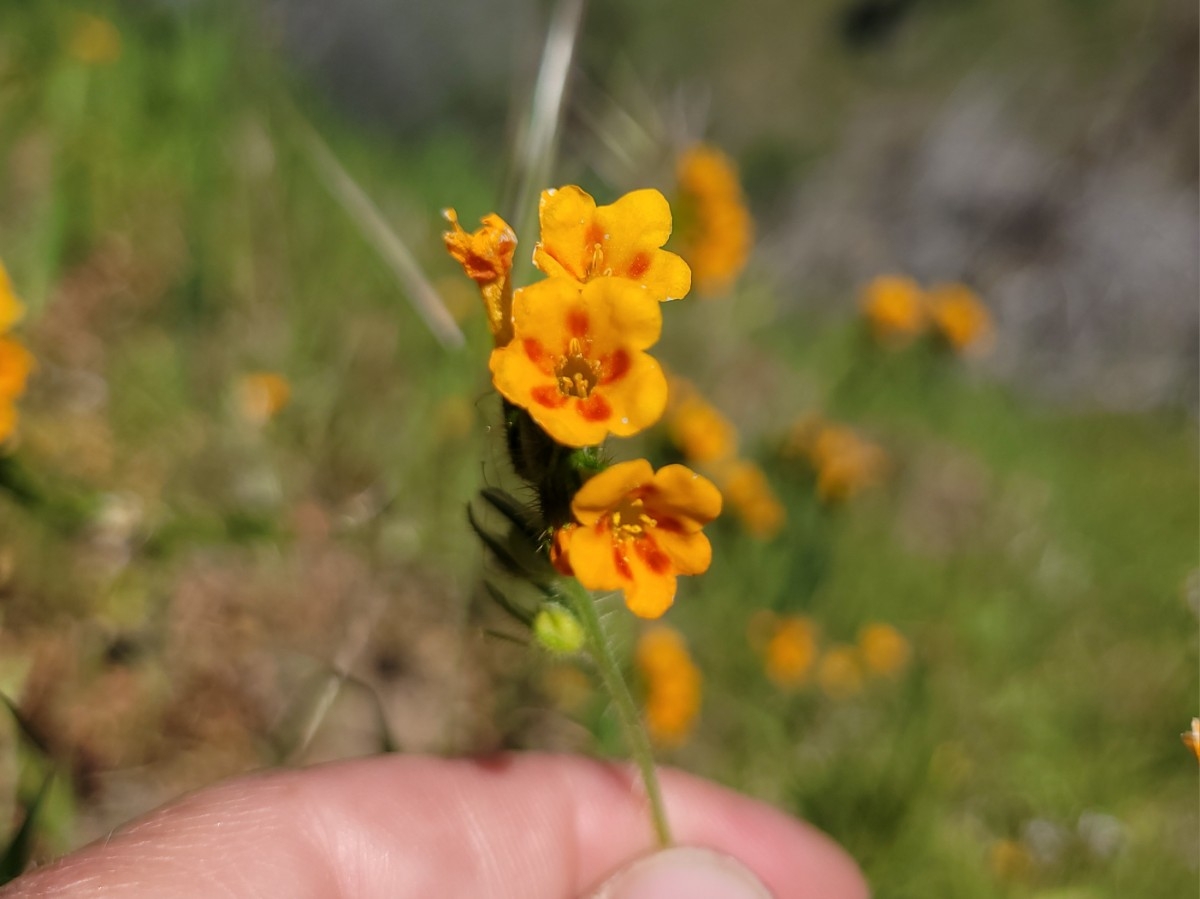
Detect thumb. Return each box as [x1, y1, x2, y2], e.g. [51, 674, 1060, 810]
[589, 846, 774, 899]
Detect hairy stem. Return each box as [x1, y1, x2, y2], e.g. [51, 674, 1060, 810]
[562, 579, 672, 847]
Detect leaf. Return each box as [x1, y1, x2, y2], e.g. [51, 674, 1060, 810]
[0, 693, 50, 757]
[483, 580, 535, 627]
[0, 772, 53, 885]
[478, 487, 545, 545]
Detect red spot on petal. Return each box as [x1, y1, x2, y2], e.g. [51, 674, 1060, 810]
[627, 252, 651, 279]
[586, 223, 605, 248]
[600, 349, 630, 385]
[531, 385, 568, 408]
[566, 308, 589, 339]
[655, 516, 684, 534]
[578, 393, 612, 422]
[636, 537, 672, 575]
[524, 339, 553, 373]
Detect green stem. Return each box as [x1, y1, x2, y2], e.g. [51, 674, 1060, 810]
[563, 578, 672, 847]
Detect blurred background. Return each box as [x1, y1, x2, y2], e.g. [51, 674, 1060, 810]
[0, 1, 1195, 896]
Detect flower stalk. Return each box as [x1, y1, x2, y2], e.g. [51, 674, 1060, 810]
[560, 576, 673, 848]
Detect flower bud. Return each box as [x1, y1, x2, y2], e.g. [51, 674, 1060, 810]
[533, 603, 585, 655]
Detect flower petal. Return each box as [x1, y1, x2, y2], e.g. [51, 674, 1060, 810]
[533, 186, 597, 281]
[571, 459, 654, 526]
[593, 352, 667, 439]
[651, 528, 713, 577]
[582, 278, 663, 352]
[648, 464, 723, 525]
[596, 188, 673, 255]
[622, 555, 678, 619]
[564, 522, 624, 591]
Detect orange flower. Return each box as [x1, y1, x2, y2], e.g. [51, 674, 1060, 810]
[666, 382, 737, 464]
[533, 186, 691, 303]
[927, 282, 992, 354]
[0, 338, 34, 401]
[858, 622, 911, 678]
[0, 262, 24, 333]
[1183, 719, 1200, 761]
[717, 459, 785, 538]
[442, 209, 518, 345]
[637, 626, 702, 746]
[238, 372, 291, 424]
[861, 275, 925, 345]
[675, 145, 753, 295]
[817, 644, 865, 699]
[490, 278, 668, 447]
[553, 460, 721, 618]
[0, 401, 16, 444]
[807, 425, 887, 504]
[764, 615, 818, 688]
[68, 14, 122, 66]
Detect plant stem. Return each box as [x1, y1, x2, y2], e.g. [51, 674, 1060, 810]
[563, 579, 672, 847]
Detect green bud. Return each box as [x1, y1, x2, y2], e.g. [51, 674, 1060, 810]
[533, 603, 585, 655]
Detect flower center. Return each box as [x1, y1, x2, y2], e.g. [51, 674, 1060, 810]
[585, 242, 612, 280]
[609, 497, 657, 541]
[555, 338, 602, 398]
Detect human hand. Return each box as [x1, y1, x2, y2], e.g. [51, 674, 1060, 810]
[0, 753, 867, 898]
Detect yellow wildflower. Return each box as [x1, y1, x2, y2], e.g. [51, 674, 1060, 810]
[817, 644, 864, 698]
[988, 839, 1032, 883]
[860, 275, 925, 345]
[674, 145, 753, 295]
[489, 277, 668, 447]
[0, 262, 23, 333]
[68, 14, 122, 66]
[442, 209, 518, 346]
[0, 401, 16, 445]
[0, 338, 34, 401]
[764, 615, 818, 688]
[858, 622, 911, 678]
[666, 380, 737, 464]
[1183, 718, 1200, 761]
[533, 186, 691, 303]
[807, 424, 887, 504]
[637, 626, 702, 747]
[927, 282, 993, 354]
[717, 459, 785, 539]
[238, 372, 291, 424]
[552, 459, 721, 619]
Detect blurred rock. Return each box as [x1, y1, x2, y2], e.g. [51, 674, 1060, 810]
[260, 0, 539, 131]
[770, 78, 1198, 411]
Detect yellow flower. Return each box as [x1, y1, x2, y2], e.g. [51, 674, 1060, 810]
[807, 425, 887, 504]
[637, 626, 702, 747]
[0, 338, 34, 402]
[1183, 718, 1200, 761]
[0, 400, 17, 444]
[666, 379, 737, 464]
[817, 644, 865, 698]
[860, 275, 925, 344]
[674, 145, 753, 295]
[764, 615, 818, 688]
[988, 839, 1032, 883]
[858, 622, 911, 678]
[68, 14, 122, 66]
[533, 186, 691, 303]
[490, 277, 668, 447]
[442, 209, 518, 346]
[552, 459, 721, 619]
[927, 282, 992, 353]
[717, 459, 785, 539]
[238, 372, 291, 424]
[0, 262, 24, 333]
